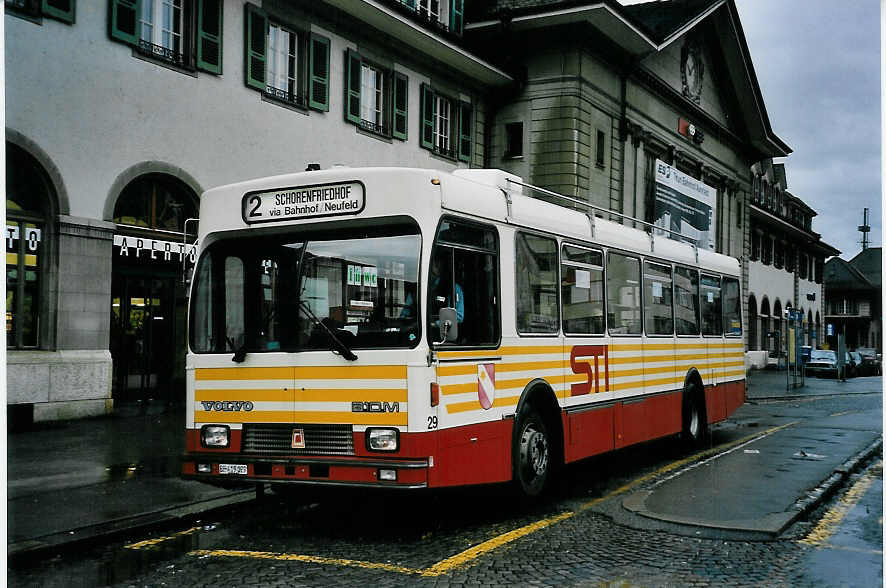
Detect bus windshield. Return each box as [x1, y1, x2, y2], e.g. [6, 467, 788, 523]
[190, 226, 420, 354]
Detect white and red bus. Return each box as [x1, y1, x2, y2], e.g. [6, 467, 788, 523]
[181, 166, 745, 496]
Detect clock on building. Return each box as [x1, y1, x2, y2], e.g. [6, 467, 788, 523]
[681, 39, 704, 103]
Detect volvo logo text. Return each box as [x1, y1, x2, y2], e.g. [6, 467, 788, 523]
[201, 401, 254, 411]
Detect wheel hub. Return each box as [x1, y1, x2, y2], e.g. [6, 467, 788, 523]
[521, 426, 548, 477]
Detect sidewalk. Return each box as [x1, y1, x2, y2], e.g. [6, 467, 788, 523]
[7, 403, 253, 558]
[622, 370, 883, 537]
[746, 368, 883, 400]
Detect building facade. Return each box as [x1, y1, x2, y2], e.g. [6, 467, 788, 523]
[745, 160, 839, 358]
[6, 0, 510, 422]
[823, 248, 882, 352]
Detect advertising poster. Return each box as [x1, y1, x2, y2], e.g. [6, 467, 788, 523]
[653, 159, 717, 250]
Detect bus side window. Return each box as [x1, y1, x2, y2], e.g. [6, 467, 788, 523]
[429, 219, 499, 346]
[723, 277, 742, 336]
[607, 253, 642, 335]
[561, 244, 604, 335]
[643, 261, 673, 335]
[700, 274, 722, 335]
[515, 232, 559, 335]
[674, 266, 700, 335]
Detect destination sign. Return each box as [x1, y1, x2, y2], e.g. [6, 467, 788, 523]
[243, 181, 365, 224]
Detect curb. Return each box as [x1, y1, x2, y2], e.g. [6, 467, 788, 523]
[8, 488, 256, 561]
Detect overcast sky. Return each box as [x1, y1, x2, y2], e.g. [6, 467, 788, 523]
[734, 0, 881, 260]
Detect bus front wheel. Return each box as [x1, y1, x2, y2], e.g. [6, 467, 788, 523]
[513, 406, 550, 497]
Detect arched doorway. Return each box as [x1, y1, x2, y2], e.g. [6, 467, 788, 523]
[747, 294, 758, 351]
[110, 174, 198, 405]
[773, 300, 783, 355]
[6, 143, 55, 350]
[760, 296, 771, 352]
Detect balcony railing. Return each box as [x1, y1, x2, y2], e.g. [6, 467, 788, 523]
[137, 39, 186, 68]
[358, 119, 390, 136]
[381, 0, 455, 35]
[264, 85, 306, 108]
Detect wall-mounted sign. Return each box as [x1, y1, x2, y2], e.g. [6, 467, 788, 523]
[242, 181, 365, 224]
[114, 235, 196, 262]
[653, 159, 717, 250]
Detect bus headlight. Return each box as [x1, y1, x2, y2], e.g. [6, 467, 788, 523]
[366, 428, 399, 452]
[201, 425, 230, 448]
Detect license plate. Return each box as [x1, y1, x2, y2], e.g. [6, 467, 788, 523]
[218, 463, 248, 475]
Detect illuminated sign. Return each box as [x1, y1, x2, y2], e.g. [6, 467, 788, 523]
[242, 181, 365, 224]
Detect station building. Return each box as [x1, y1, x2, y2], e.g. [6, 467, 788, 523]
[6, 0, 835, 422]
[5, 0, 509, 422]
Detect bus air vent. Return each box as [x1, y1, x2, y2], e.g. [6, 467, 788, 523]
[242, 424, 354, 456]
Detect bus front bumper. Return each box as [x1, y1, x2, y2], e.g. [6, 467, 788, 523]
[181, 454, 429, 489]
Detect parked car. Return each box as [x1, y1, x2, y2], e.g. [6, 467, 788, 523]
[806, 349, 838, 378]
[856, 347, 882, 376]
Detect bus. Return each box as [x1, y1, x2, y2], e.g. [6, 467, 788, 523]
[181, 166, 745, 497]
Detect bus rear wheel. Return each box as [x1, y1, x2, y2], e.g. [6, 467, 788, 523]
[682, 381, 707, 447]
[513, 406, 550, 497]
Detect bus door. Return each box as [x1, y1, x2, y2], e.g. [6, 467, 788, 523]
[606, 252, 644, 448]
[700, 274, 726, 421]
[642, 260, 678, 439]
[560, 244, 612, 459]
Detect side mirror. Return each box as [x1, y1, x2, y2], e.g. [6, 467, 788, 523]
[437, 307, 459, 344]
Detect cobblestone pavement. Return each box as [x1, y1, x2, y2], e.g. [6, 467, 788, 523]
[9, 393, 882, 587]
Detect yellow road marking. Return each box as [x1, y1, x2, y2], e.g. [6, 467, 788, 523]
[419, 512, 574, 576]
[125, 526, 202, 550]
[189, 549, 418, 574]
[800, 459, 881, 547]
[180, 421, 796, 576]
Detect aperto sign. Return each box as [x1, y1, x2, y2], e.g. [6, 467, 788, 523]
[242, 181, 366, 224]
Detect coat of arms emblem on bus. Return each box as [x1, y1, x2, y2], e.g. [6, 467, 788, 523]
[478, 363, 496, 410]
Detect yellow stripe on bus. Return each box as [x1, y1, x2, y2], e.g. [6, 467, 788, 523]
[195, 410, 407, 426]
[194, 388, 407, 402]
[446, 395, 520, 414]
[195, 365, 407, 381]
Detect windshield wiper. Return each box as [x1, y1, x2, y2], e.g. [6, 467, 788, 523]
[227, 335, 248, 363]
[298, 301, 358, 361]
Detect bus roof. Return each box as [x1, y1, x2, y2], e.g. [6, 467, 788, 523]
[198, 166, 740, 276]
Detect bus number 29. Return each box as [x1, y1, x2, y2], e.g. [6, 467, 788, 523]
[427, 416, 438, 429]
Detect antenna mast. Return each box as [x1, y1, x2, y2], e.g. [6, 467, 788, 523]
[858, 207, 871, 250]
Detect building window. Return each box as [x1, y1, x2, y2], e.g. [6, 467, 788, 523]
[400, 0, 463, 35]
[110, 0, 222, 73]
[799, 254, 808, 279]
[761, 235, 772, 265]
[595, 130, 606, 168]
[503, 122, 523, 158]
[751, 231, 760, 261]
[773, 240, 783, 269]
[345, 50, 408, 139]
[421, 84, 471, 161]
[244, 4, 329, 111]
[6, 0, 75, 23]
[113, 175, 199, 233]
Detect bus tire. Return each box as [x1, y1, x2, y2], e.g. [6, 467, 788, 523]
[513, 405, 551, 497]
[682, 380, 707, 447]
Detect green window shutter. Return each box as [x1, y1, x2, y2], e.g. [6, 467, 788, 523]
[392, 73, 408, 141]
[345, 49, 362, 124]
[109, 0, 138, 45]
[458, 102, 472, 162]
[197, 0, 223, 74]
[244, 4, 267, 91]
[309, 34, 331, 111]
[402, 0, 416, 9]
[42, 0, 75, 23]
[420, 84, 435, 150]
[449, 0, 463, 35]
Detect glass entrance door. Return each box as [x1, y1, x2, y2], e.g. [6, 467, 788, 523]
[111, 274, 175, 404]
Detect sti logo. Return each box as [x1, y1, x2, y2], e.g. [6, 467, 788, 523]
[569, 345, 609, 396]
